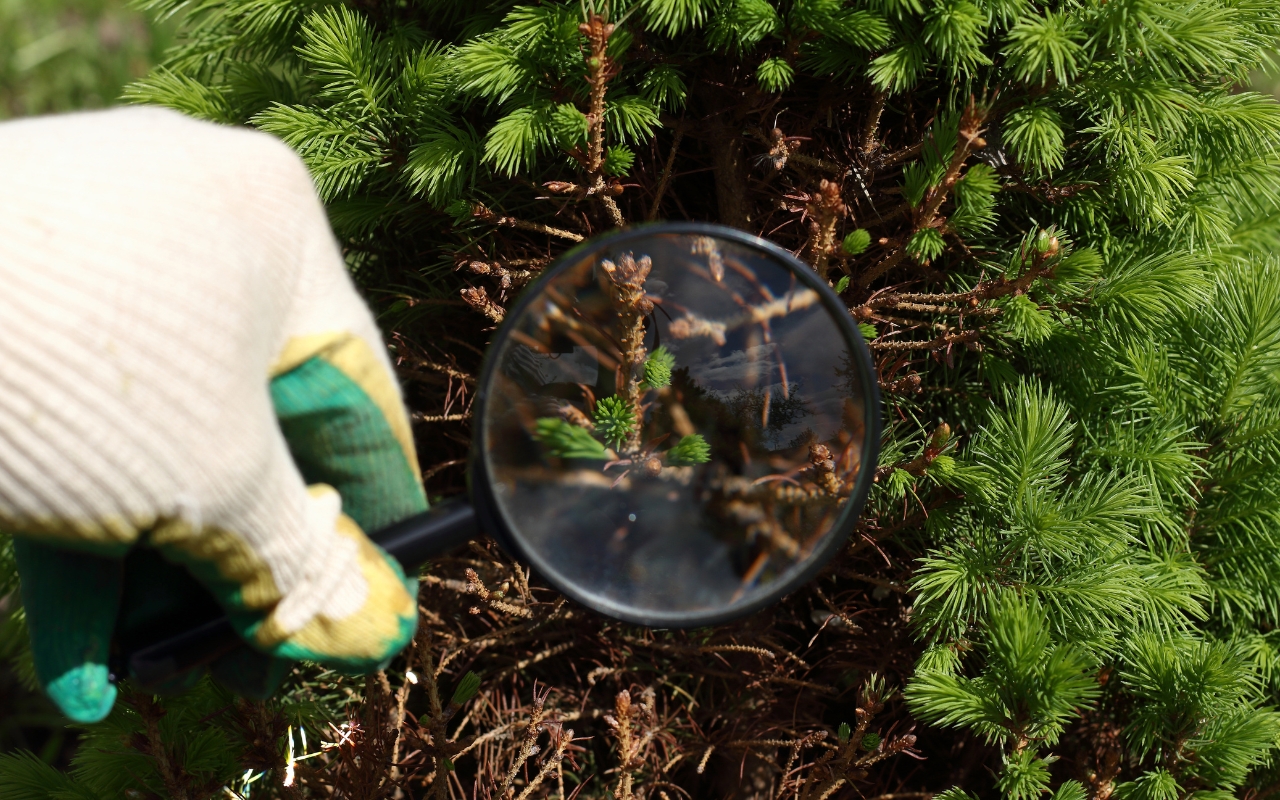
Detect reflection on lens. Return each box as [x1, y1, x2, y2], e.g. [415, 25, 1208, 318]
[480, 228, 874, 624]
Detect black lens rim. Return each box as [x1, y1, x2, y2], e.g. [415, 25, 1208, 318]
[468, 222, 882, 628]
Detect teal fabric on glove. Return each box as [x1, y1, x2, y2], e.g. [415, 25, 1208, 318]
[12, 540, 121, 723]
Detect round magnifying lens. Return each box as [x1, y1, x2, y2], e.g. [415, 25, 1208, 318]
[473, 223, 880, 627]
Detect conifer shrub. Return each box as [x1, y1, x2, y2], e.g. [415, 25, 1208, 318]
[7, 0, 1280, 798]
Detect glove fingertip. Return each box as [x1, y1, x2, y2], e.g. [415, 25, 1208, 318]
[46, 664, 117, 723]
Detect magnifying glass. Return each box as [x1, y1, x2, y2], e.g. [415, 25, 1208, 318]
[116, 222, 881, 690]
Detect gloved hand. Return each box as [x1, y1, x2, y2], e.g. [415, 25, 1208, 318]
[0, 107, 428, 722]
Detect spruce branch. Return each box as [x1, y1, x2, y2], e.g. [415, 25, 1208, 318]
[120, 688, 206, 800]
[105, 0, 1280, 797]
[641, 345, 675, 389]
[592, 395, 636, 451]
[874, 424, 952, 483]
[859, 98, 990, 289]
[917, 100, 989, 225]
[666, 433, 711, 466]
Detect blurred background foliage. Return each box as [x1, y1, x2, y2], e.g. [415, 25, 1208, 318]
[0, 0, 170, 120]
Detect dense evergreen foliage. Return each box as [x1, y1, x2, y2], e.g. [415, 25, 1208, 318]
[7, 0, 1280, 797]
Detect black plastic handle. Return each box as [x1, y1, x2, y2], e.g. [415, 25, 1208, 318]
[119, 498, 478, 691]
[369, 498, 479, 570]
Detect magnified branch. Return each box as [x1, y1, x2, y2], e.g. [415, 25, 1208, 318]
[599, 252, 653, 451]
[508, 235, 868, 591]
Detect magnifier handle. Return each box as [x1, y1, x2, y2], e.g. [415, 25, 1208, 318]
[118, 498, 479, 691]
[371, 497, 479, 569]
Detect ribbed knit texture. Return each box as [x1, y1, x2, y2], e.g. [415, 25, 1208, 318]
[0, 108, 426, 710]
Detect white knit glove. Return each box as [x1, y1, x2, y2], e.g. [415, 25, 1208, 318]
[0, 107, 425, 722]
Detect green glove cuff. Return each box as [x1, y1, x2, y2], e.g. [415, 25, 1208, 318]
[12, 537, 121, 723]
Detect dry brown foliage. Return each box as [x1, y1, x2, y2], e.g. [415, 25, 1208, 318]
[243, 525, 968, 800]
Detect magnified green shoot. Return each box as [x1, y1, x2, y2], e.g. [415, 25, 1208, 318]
[449, 671, 481, 706]
[593, 396, 636, 451]
[667, 434, 711, 465]
[533, 418, 609, 459]
[842, 228, 871, 255]
[642, 345, 675, 389]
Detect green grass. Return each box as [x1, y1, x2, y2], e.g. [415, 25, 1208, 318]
[0, 0, 169, 120]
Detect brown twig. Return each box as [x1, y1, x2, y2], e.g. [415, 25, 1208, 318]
[858, 231, 1061, 322]
[607, 688, 657, 800]
[868, 329, 978, 352]
[880, 141, 925, 167]
[648, 123, 685, 221]
[858, 246, 909, 289]
[515, 728, 574, 800]
[465, 259, 545, 292]
[460, 285, 505, 323]
[598, 252, 653, 451]
[807, 179, 846, 280]
[472, 203, 584, 242]
[861, 90, 889, 154]
[498, 685, 553, 798]
[581, 14, 626, 228]
[859, 99, 990, 289]
[874, 424, 952, 483]
[399, 352, 477, 385]
[412, 411, 472, 424]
